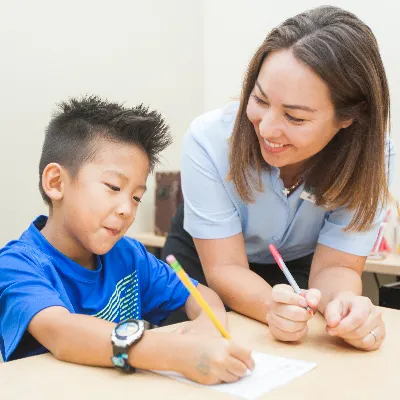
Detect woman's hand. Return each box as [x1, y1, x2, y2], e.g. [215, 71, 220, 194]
[266, 284, 321, 342]
[324, 291, 385, 351]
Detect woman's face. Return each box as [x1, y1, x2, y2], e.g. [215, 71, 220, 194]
[246, 49, 351, 171]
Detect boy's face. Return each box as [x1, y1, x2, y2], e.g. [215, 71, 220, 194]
[60, 140, 149, 256]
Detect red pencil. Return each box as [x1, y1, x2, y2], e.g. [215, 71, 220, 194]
[269, 244, 313, 315]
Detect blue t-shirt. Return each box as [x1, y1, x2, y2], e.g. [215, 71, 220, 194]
[0, 216, 197, 361]
[182, 102, 396, 263]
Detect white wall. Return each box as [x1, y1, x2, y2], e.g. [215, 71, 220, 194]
[204, 0, 400, 197]
[1, 1, 399, 247]
[0, 0, 204, 246]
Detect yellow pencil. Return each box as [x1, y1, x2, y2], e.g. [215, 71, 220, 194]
[166, 254, 231, 340]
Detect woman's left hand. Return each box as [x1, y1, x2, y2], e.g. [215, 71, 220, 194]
[324, 291, 385, 351]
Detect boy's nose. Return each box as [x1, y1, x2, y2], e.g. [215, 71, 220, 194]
[116, 199, 134, 219]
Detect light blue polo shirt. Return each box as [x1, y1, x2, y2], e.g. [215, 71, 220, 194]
[181, 102, 396, 263]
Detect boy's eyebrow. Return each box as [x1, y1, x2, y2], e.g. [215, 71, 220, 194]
[104, 170, 147, 191]
[255, 81, 317, 113]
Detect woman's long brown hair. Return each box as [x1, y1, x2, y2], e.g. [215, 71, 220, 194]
[229, 5, 390, 231]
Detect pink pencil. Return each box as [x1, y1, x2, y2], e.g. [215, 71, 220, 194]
[269, 244, 314, 315]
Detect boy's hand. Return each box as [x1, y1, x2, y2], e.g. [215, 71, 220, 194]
[176, 335, 254, 385]
[266, 284, 320, 342]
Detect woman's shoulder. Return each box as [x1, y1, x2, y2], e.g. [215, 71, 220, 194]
[386, 135, 396, 156]
[182, 102, 240, 173]
[187, 101, 240, 144]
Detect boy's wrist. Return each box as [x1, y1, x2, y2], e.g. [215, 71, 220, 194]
[127, 330, 190, 372]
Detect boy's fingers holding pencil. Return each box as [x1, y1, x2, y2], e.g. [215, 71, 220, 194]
[229, 342, 255, 371]
[220, 370, 241, 384]
[227, 356, 251, 378]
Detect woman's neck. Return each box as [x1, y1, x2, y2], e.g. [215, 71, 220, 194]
[279, 162, 305, 188]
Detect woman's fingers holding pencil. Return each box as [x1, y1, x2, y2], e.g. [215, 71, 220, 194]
[269, 323, 309, 342]
[274, 303, 310, 322]
[268, 312, 309, 332]
[271, 285, 320, 311]
[301, 288, 321, 310]
[266, 285, 318, 342]
[271, 284, 308, 306]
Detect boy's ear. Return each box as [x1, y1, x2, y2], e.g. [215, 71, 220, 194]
[41, 163, 67, 202]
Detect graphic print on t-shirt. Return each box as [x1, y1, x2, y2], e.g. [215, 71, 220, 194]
[92, 270, 140, 322]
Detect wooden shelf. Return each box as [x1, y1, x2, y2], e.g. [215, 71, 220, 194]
[130, 232, 400, 276]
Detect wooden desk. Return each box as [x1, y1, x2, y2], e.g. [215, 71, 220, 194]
[365, 253, 400, 275]
[130, 232, 166, 258]
[1, 310, 400, 400]
[131, 232, 400, 276]
[130, 232, 166, 248]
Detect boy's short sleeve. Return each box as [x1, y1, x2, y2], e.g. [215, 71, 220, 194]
[0, 249, 66, 361]
[136, 242, 198, 325]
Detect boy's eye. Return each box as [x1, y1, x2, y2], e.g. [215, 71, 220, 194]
[133, 196, 142, 203]
[106, 183, 120, 192]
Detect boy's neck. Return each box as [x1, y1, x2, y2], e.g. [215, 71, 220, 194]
[40, 214, 96, 271]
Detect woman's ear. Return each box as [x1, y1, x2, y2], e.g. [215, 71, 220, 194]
[41, 163, 66, 202]
[340, 119, 354, 129]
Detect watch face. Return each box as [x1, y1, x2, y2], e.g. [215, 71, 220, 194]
[116, 321, 139, 338]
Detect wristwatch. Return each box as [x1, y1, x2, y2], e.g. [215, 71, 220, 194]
[111, 319, 145, 372]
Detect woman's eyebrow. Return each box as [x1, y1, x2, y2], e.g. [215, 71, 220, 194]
[255, 81, 317, 113]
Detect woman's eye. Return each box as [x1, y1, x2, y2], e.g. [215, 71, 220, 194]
[252, 94, 269, 106]
[286, 113, 305, 123]
[133, 196, 142, 203]
[106, 184, 120, 192]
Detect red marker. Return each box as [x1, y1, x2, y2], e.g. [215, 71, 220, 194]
[269, 244, 314, 315]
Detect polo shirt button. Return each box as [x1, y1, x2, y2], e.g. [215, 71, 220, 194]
[272, 236, 279, 242]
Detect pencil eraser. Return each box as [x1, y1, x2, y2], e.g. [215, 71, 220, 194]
[166, 255, 176, 264]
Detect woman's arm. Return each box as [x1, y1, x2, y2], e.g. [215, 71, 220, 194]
[309, 243, 364, 313]
[194, 233, 274, 323]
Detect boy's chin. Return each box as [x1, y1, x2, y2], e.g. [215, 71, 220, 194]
[90, 241, 119, 255]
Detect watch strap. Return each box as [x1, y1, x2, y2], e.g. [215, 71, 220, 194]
[111, 345, 135, 373]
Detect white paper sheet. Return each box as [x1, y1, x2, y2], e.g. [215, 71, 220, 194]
[151, 351, 316, 399]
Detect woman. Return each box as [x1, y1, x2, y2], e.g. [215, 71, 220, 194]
[163, 6, 395, 351]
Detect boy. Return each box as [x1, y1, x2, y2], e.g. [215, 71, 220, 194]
[0, 96, 254, 384]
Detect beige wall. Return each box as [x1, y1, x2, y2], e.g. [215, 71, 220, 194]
[0, 0, 204, 246]
[1, 1, 399, 247]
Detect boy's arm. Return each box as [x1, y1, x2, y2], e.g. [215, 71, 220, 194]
[29, 306, 182, 370]
[182, 284, 228, 334]
[28, 306, 254, 384]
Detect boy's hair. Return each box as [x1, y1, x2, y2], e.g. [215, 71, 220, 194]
[39, 95, 172, 205]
